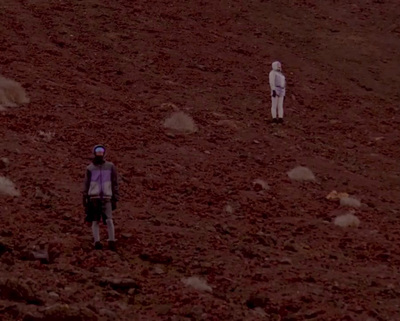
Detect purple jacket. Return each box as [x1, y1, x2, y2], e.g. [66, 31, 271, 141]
[83, 161, 119, 200]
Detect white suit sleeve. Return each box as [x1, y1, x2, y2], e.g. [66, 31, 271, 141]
[269, 71, 276, 91]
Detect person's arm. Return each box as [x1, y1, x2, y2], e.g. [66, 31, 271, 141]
[83, 168, 91, 206]
[111, 165, 119, 202]
[269, 71, 276, 90]
[269, 71, 277, 97]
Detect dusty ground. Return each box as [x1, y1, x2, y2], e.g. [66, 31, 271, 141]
[1, 0, 400, 320]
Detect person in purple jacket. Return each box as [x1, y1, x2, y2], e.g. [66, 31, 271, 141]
[83, 145, 119, 251]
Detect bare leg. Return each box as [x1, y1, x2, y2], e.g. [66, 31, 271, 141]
[92, 221, 100, 243]
[104, 201, 115, 242]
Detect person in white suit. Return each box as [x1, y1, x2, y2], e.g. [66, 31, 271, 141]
[269, 61, 286, 123]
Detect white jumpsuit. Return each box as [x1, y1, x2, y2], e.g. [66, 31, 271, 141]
[269, 61, 286, 119]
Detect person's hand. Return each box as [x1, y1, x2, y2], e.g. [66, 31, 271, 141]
[272, 90, 277, 97]
[84, 216, 91, 226]
[83, 195, 89, 208]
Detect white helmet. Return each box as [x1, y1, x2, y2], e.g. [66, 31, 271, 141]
[272, 61, 282, 71]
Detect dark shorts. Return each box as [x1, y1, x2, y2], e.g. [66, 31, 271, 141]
[85, 199, 112, 224]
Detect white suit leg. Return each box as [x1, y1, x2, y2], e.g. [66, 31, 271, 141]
[278, 96, 284, 118]
[271, 96, 278, 118]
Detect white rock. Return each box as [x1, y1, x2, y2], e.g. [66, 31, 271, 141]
[253, 307, 268, 317]
[163, 111, 197, 133]
[340, 197, 361, 208]
[0, 75, 30, 108]
[224, 204, 234, 214]
[99, 308, 117, 319]
[0, 176, 20, 196]
[153, 266, 165, 274]
[334, 213, 360, 228]
[38, 131, 55, 142]
[287, 166, 316, 181]
[31, 249, 49, 261]
[182, 276, 212, 292]
[48, 291, 59, 298]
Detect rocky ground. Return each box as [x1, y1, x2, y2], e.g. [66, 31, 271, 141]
[1, 0, 400, 320]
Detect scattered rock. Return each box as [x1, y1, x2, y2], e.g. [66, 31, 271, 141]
[287, 166, 316, 181]
[326, 190, 349, 200]
[252, 179, 269, 191]
[1, 251, 15, 265]
[163, 111, 197, 133]
[160, 102, 180, 112]
[105, 289, 123, 299]
[304, 309, 326, 318]
[31, 249, 49, 264]
[99, 277, 140, 292]
[0, 75, 30, 109]
[38, 131, 55, 143]
[251, 307, 268, 317]
[216, 119, 240, 131]
[153, 266, 165, 274]
[34, 187, 50, 200]
[0, 176, 20, 196]
[0, 229, 13, 237]
[99, 308, 117, 320]
[224, 204, 234, 214]
[254, 232, 277, 247]
[155, 304, 173, 315]
[165, 132, 176, 138]
[0, 239, 12, 256]
[39, 304, 98, 321]
[334, 213, 360, 228]
[182, 276, 212, 292]
[214, 223, 232, 235]
[186, 305, 204, 318]
[121, 233, 133, 239]
[0, 302, 19, 319]
[239, 245, 261, 259]
[48, 292, 60, 299]
[139, 252, 172, 264]
[211, 112, 226, 118]
[283, 239, 298, 252]
[340, 197, 361, 208]
[278, 257, 292, 265]
[62, 213, 72, 220]
[0, 157, 10, 169]
[246, 293, 270, 309]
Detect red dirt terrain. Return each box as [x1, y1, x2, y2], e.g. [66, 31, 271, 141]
[1, 0, 400, 320]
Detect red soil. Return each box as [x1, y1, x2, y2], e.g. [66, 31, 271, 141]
[1, 0, 400, 320]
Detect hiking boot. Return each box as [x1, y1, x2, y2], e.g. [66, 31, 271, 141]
[108, 241, 116, 252]
[271, 118, 278, 124]
[278, 118, 284, 124]
[94, 242, 103, 250]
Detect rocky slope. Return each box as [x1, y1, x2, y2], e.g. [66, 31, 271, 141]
[1, 0, 400, 320]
